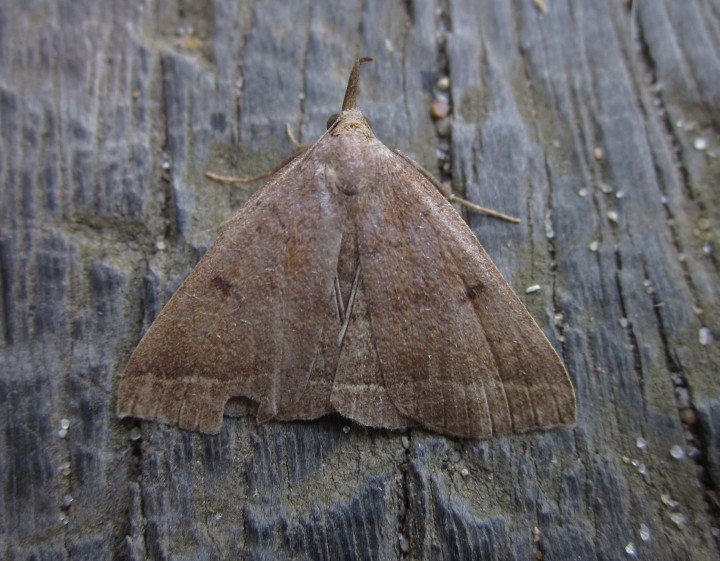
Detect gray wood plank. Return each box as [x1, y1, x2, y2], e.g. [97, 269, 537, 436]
[1, 0, 718, 559]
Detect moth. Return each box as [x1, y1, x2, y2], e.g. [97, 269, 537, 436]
[117, 58, 576, 438]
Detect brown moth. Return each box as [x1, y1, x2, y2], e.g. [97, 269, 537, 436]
[117, 58, 576, 438]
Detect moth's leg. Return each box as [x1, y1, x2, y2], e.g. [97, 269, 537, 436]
[206, 124, 307, 184]
[337, 266, 362, 348]
[205, 170, 274, 184]
[393, 149, 521, 224]
[285, 123, 304, 149]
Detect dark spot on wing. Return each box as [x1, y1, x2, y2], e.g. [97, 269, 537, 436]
[210, 276, 233, 297]
[466, 283, 485, 300]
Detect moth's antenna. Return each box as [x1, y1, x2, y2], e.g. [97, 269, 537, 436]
[342, 56, 374, 111]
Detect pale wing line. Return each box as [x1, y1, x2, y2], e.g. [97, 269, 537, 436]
[265, 160, 348, 421]
[270, 262, 287, 418]
[267, 164, 315, 419]
[331, 265, 415, 426]
[464, 280, 515, 431]
[477, 383, 492, 435]
[176, 381, 193, 428]
[362, 289, 408, 420]
[333, 274, 344, 322]
[337, 265, 362, 349]
[393, 174, 515, 433]
[424, 204, 517, 431]
[553, 383, 566, 423]
[538, 383, 560, 426]
[304, 327, 322, 385]
[538, 376, 562, 425]
[467, 278, 572, 430]
[460, 356, 495, 435]
[459, 384, 470, 434]
[404, 177, 515, 432]
[552, 389, 563, 423]
[532, 330, 567, 425]
[524, 383, 537, 427]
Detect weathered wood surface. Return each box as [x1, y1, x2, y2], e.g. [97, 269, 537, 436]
[1, 0, 719, 559]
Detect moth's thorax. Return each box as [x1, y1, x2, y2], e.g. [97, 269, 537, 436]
[331, 108, 374, 138]
[321, 132, 393, 198]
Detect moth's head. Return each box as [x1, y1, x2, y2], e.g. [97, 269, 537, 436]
[327, 108, 374, 138]
[326, 57, 375, 139]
